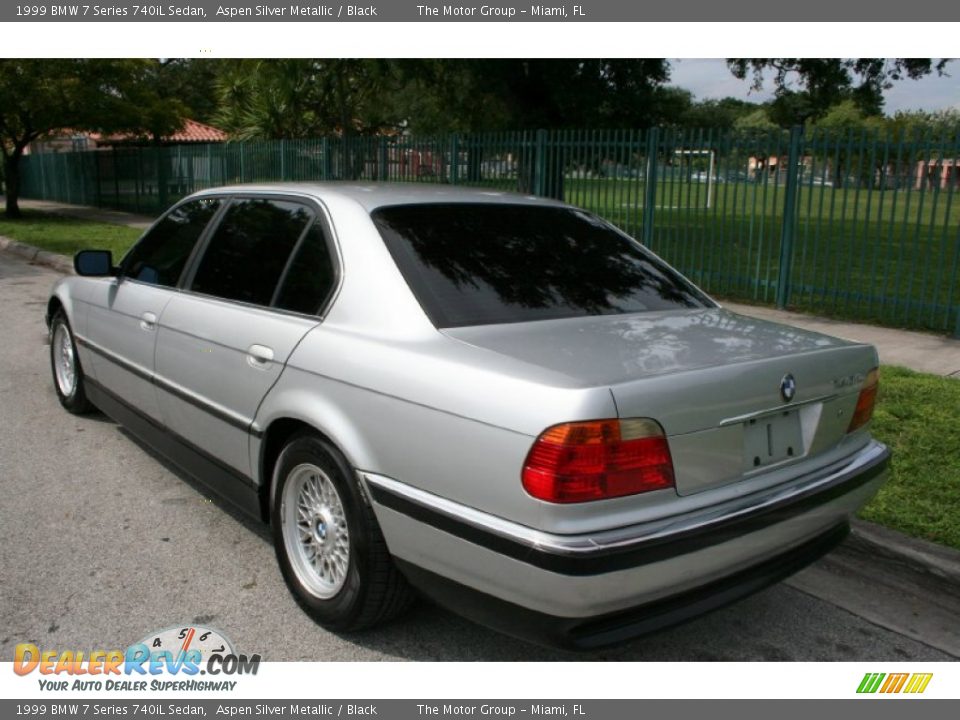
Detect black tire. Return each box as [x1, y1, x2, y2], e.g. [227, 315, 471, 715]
[271, 432, 415, 631]
[49, 310, 93, 415]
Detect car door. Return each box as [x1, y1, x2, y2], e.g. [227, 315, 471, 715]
[83, 197, 223, 421]
[153, 196, 338, 476]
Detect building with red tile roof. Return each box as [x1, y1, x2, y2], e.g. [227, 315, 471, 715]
[27, 119, 227, 154]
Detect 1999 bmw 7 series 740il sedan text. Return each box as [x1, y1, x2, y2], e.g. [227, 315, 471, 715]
[47, 183, 890, 649]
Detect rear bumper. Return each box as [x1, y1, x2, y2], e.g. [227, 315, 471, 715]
[364, 439, 890, 647]
[395, 522, 850, 650]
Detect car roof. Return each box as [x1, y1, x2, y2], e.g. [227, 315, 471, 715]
[189, 182, 571, 213]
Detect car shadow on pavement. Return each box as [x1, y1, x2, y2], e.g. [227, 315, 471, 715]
[329, 590, 782, 662]
[110, 421, 273, 543]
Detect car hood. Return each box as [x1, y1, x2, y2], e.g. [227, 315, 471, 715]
[441, 308, 854, 387]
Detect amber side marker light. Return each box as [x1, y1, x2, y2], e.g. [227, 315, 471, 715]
[847, 368, 880, 433]
[522, 418, 675, 503]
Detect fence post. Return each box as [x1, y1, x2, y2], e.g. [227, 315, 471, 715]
[776, 125, 803, 309]
[279, 139, 286, 181]
[642, 127, 659, 247]
[378, 137, 388, 182]
[94, 152, 102, 207]
[157, 146, 168, 209]
[321, 138, 331, 180]
[112, 148, 120, 208]
[134, 150, 141, 212]
[78, 152, 87, 204]
[450, 134, 460, 185]
[533, 129, 548, 196]
[38, 152, 48, 200]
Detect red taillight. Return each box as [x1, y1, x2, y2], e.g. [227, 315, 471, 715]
[521, 418, 676, 503]
[847, 368, 879, 433]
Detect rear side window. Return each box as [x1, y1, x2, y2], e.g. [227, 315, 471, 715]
[372, 203, 713, 328]
[123, 198, 221, 286]
[189, 198, 313, 307]
[273, 224, 337, 315]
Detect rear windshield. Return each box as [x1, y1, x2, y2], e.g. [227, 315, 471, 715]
[372, 203, 713, 328]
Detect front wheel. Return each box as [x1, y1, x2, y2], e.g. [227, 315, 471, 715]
[50, 311, 93, 415]
[271, 433, 415, 631]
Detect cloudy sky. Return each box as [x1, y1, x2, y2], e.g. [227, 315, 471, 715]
[668, 59, 960, 114]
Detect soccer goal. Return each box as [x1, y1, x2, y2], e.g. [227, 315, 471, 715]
[671, 149, 717, 210]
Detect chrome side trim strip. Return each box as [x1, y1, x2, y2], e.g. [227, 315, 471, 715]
[75, 333, 152, 382]
[75, 333, 254, 433]
[152, 373, 253, 433]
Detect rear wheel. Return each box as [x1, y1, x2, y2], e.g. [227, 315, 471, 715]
[271, 433, 415, 631]
[50, 311, 93, 414]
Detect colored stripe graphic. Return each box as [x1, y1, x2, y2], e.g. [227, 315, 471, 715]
[857, 673, 885, 693]
[857, 672, 932, 694]
[880, 673, 909, 693]
[903, 673, 933, 694]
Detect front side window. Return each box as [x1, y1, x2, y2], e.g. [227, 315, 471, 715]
[122, 198, 222, 286]
[373, 203, 713, 328]
[189, 198, 313, 307]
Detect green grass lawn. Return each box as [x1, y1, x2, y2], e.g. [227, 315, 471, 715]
[0, 211, 142, 259]
[479, 176, 960, 334]
[864, 366, 960, 550]
[570, 180, 960, 334]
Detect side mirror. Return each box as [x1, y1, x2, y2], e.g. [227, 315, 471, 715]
[74, 250, 116, 277]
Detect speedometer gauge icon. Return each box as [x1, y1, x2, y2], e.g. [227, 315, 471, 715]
[136, 625, 235, 662]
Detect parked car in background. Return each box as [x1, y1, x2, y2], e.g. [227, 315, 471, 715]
[47, 183, 889, 648]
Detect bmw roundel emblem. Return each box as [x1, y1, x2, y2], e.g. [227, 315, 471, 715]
[780, 373, 797, 402]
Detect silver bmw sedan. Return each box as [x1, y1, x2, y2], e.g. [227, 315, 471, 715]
[46, 183, 889, 648]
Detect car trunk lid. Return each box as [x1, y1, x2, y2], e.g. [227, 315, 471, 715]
[443, 308, 878, 495]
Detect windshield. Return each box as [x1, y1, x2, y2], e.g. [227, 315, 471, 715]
[372, 203, 714, 328]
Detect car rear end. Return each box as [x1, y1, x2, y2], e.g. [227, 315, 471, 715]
[357, 196, 890, 648]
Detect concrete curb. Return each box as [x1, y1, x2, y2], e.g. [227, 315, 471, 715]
[0, 237, 73, 274]
[35, 250, 75, 274]
[848, 519, 960, 588]
[0, 237, 39, 261]
[790, 520, 960, 657]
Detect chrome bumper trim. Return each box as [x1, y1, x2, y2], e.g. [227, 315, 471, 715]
[363, 440, 889, 575]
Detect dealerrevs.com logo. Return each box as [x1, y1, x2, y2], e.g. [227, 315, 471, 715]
[857, 672, 933, 695]
[12, 625, 261, 692]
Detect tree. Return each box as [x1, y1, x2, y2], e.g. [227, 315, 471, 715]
[157, 59, 224, 126]
[395, 59, 672, 132]
[0, 59, 191, 218]
[733, 107, 778, 132]
[765, 90, 819, 127]
[813, 100, 885, 135]
[727, 59, 951, 121]
[679, 97, 760, 131]
[887, 108, 960, 140]
[392, 60, 673, 197]
[213, 59, 397, 139]
[808, 100, 887, 188]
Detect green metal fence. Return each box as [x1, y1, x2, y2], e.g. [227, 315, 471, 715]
[19, 128, 960, 336]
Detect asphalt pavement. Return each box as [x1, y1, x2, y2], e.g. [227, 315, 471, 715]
[0, 249, 956, 661]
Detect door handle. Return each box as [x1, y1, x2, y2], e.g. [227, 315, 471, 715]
[246, 344, 275, 369]
[140, 312, 158, 331]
